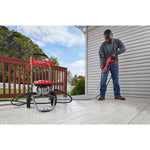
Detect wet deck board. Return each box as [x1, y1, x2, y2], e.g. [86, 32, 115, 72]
[0, 95, 150, 124]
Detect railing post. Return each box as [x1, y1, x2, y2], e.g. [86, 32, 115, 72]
[64, 68, 67, 96]
[27, 66, 29, 91]
[54, 70, 55, 90]
[23, 65, 25, 93]
[45, 68, 47, 80]
[8, 64, 11, 94]
[42, 68, 44, 80]
[62, 71, 64, 91]
[18, 65, 21, 93]
[14, 64, 16, 94]
[3, 63, 5, 94]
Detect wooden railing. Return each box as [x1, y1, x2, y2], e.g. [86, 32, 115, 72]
[0, 56, 67, 98]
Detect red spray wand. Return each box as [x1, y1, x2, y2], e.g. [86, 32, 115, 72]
[103, 56, 115, 74]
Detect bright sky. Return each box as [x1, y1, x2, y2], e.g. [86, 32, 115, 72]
[7, 26, 85, 77]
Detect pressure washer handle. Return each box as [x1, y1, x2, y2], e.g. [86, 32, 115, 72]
[31, 53, 49, 60]
[103, 56, 115, 74]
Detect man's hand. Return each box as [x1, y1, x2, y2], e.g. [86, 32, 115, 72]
[111, 54, 116, 60]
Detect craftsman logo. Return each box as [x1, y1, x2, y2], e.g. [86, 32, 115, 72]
[37, 62, 46, 65]
[30, 58, 52, 66]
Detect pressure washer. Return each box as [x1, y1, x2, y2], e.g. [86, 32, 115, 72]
[1, 53, 72, 112]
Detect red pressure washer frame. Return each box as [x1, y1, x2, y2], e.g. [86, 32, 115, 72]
[30, 58, 53, 67]
[27, 53, 53, 84]
[27, 53, 56, 112]
[27, 54, 53, 86]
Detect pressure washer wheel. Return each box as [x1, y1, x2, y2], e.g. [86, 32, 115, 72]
[26, 92, 32, 108]
[49, 91, 57, 106]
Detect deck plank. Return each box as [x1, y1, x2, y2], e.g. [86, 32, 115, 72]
[0, 95, 150, 124]
[129, 103, 150, 124]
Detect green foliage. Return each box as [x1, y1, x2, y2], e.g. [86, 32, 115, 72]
[0, 26, 44, 82]
[71, 77, 85, 95]
[71, 74, 85, 86]
[0, 26, 44, 60]
[49, 56, 59, 66]
[78, 75, 85, 80]
[74, 74, 78, 83]
[71, 78, 75, 86]
[70, 74, 78, 86]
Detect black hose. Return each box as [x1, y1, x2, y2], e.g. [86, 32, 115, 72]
[54, 89, 72, 103]
[0, 97, 53, 106]
[71, 76, 112, 100]
[0, 89, 73, 106]
[0, 75, 111, 106]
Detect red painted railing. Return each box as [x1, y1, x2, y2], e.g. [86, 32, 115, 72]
[0, 56, 67, 98]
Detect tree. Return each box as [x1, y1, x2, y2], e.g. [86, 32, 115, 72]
[0, 26, 44, 60]
[71, 78, 76, 86]
[0, 26, 45, 82]
[71, 74, 85, 86]
[74, 74, 78, 83]
[49, 57, 59, 66]
[67, 70, 73, 84]
[78, 75, 85, 80]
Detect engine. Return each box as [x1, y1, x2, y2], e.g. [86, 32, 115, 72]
[34, 80, 53, 96]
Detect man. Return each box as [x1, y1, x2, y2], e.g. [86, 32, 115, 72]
[98, 29, 126, 100]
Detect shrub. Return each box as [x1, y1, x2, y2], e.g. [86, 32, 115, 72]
[71, 78, 85, 95]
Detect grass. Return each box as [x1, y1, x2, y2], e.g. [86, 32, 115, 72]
[0, 88, 72, 100]
[0, 88, 27, 94]
[57, 92, 71, 97]
[0, 88, 27, 100]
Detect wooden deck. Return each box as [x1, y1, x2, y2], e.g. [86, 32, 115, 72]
[0, 95, 150, 124]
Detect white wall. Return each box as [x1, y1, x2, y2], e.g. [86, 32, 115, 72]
[85, 26, 150, 99]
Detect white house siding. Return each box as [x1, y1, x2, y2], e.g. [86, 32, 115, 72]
[85, 26, 150, 99]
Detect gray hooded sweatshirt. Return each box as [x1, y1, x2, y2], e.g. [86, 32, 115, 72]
[99, 38, 126, 69]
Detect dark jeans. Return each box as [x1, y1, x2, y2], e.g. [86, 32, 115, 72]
[100, 65, 120, 97]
